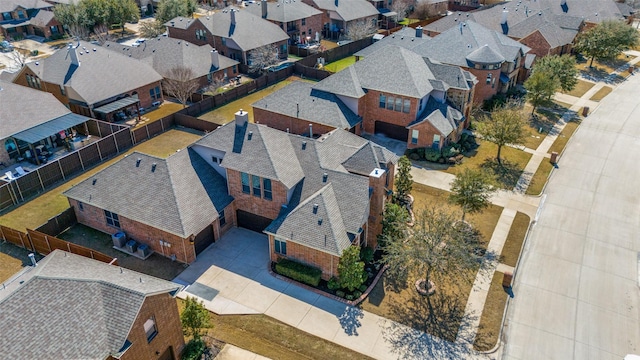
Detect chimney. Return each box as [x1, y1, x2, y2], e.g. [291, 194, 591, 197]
[309, 124, 313, 138]
[235, 109, 248, 127]
[211, 49, 220, 69]
[501, 9, 508, 24]
[262, 0, 267, 18]
[230, 9, 236, 25]
[69, 44, 80, 66]
[28, 253, 37, 267]
[415, 26, 423, 38]
[367, 168, 386, 249]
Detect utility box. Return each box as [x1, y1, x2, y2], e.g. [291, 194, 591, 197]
[112, 232, 126, 248]
[502, 271, 514, 288]
[125, 240, 137, 253]
[550, 152, 559, 164]
[137, 244, 151, 257]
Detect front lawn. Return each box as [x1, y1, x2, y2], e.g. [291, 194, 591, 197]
[499, 212, 530, 267]
[560, 79, 595, 98]
[548, 120, 580, 155]
[323, 56, 356, 73]
[589, 86, 613, 101]
[576, 53, 637, 75]
[473, 271, 509, 351]
[525, 160, 554, 196]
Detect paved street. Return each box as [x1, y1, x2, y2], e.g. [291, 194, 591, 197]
[502, 67, 640, 359]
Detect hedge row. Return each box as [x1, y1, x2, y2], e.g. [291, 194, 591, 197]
[275, 258, 322, 287]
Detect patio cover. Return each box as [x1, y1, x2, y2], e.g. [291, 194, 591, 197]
[93, 94, 139, 114]
[381, 11, 398, 17]
[12, 113, 90, 144]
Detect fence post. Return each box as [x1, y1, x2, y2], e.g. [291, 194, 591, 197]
[90, 250, 95, 259]
[36, 168, 45, 191]
[130, 129, 136, 145]
[0, 226, 5, 241]
[45, 235, 52, 252]
[113, 133, 120, 153]
[18, 232, 26, 250]
[78, 151, 85, 170]
[58, 160, 66, 181]
[145, 125, 150, 140]
[13, 181, 24, 202]
[67, 242, 71, 252]
[97, 121, 102, 138]
[160, 117, 165, 132]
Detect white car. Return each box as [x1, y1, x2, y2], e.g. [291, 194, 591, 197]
[131, 38, 146, 47]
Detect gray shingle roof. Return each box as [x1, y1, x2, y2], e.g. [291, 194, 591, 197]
[252, 81, 361, 130]
[29, 9, 55, 27]
[243, 0, 322, 22]
[424, 58, 475, 90]
[0, 250, 182, 360]
[409, 97, 463, 136]
[103, 38, 239, 80]
[308, 0, 379, 22]
[25, 40, 163, 106]
[0, 0, 51, 13]
[64, 148, 233, 238]
[414, 20, 529, 68]
[312, 65, 365, 98]
[354, 27, 431, 57]
[0, 80, 73, 140]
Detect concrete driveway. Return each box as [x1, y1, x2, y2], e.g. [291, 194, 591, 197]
[502, 72, 640, 358]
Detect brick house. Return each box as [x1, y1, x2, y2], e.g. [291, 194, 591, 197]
[64, 149, 235, 264]
[414, 20, 530, 104]
[0, 0, 63, 40]
[258, 43, 475, 149]
[302, 0, 379, 40]
[103, 37, 240, 90]
[165, 6, 289, 66]
[0, 250, 185, 360]
[13, 41, 164, 122]
[243, 0, 323, 45]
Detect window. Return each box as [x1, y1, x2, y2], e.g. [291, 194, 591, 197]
[212, 155, 219, 164]
[302, 18, 306, 26]
[379, 94, 386, 108]
[241, 172, 250, 194]
[219, 209, 226, 227]
[386, 96, 394, 110]
[411, 130, 419, 145]
[395, 97, 402, 112]
[263, 178, 272, 201]
[221, 37, 227, 46]
[486, 73, 492, 84]
[195, 29, 206, 40]
[35, 77, 41, 89]
[105, 210, 120, 228]
[275, 238, 287, 255]
[252, 175, 261, 197]
[17, 10, 25, 19]
[59, 84, 66, 96]
[432, 134, 441, 149]
[25, 74, 33, 88]
[403, 99, 410, 114]
[232, 65, 237, 74]
[149, 86, 161, 101]
[143, 317, 158, 343]
[308, 28, 312, 35]
[2, 12, 11, 20]
[78, 202, 84, 211]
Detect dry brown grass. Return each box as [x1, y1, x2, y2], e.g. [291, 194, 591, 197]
[589, 86, 613, 101]
[500, 212, 531, 267]
[548, 121, 580, 155]
[525, 160, 554, 196]
[560, 79, 595, 98]
[473, 271, 509, 351]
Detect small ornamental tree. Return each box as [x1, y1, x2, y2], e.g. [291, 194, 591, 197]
[163, 66, 200, 108]
[449, 169, 495, 221]
[181, 296, 212, 341]
[248, 44, 280, 74]
[574, 20, 639, 67]
[337, 246, 367, 292]
[394, 155, 413, 204]
[139, 20, 166, 38]
[346, 19, 377, 40]
[532, 54, 578, 93]
[378, 203, 410, 248]
[475, 103, 527, 165]
[524, 70, 560, 114]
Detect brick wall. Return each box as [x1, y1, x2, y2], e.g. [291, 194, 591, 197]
[135, 81, 164, 108]
[253, 108, 337, 135]
[270, 234, 340, 280]
[14, 67, 70, 106]
[361, 90, 419, 135]
[226, 169, 287, 220]
[167, 21, 211, 47]
[213, 202, 237, 241]
[519, 30, 553, 58]
[120, 293, 185, 360]
[69, 200, 197, 263]
[297, 14, 324, 41]
[467, 68, 501, 104]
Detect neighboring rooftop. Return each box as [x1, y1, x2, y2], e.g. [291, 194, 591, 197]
[0, 250, 182, 360]
[64, 148, 233, 238]
[354, 27, 431, 58]
[409, 96, 464, 136]
[243, 0, 322, 22]
[306, 0, 379, 22]
[0, 0, 51, 13]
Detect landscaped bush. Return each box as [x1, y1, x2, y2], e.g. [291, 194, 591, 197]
[327, 276, 340, 290]
[442, 145, 459, 158]
[181, 339, 206, 360]
[358, 284, 367, 292]
[336, 290, 346, 298]
[424, 148, 441, 162]
[275, 258, 322, 287]
[360, 247, 374, 263]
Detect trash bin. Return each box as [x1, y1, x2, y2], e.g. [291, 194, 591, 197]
[550, 151, 559, 164]
[502, 271, 514, 288]
[582, 106, 589, 117]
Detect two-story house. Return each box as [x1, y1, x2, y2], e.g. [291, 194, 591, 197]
[302, 0, 379, 40]
[165, 6, 289, 66]
[255, 43, 476, 149]
[13, 40, 164, 121]
[243, 0, 323, 45]
[0, 250, 185, 360]
[0, 0, 62, 40]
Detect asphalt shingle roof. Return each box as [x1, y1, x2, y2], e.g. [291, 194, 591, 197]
[409, 97, 463, 136]
[0, 250, 182, 360]
[29, 9, 55, 27]
[0, 80, 73, 140]
[0, 0, 50, 13]
[252, 81, 361, 130]
[308, 0, 379, 22]
[64, 148, 233, 238]
[354, 27, 431, 57]
[243, 0, 322, 22]
[103, 38, 239, 80]
[25, 40, 163, 106]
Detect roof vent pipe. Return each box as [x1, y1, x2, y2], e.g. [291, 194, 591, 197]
[322, 172, 328, 183]
[151, 163, 157, 172]
[28, 253, 36, 267]
[313, 204, 318, 214]
[309, 124, 313, 138]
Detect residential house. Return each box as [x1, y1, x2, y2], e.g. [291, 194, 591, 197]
[0, 0, 62, 40]
[416, 0, 449, 16]
[103, 37, 240, 90]
[191, 110, 397, 279]
[302, 0, 379, 39]
[165, 7, 289, 66]
[0, 80, 91, 167]
[13, 40, 164, 121]
[0, 250, 185, 360]
[414, 20, 530, 103]
[353, 26, 430, 59]
[64, 149, 235, 264]
[258, 44, 475, 149]
[243, 0, 323, 45]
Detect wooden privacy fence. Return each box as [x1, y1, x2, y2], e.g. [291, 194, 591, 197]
[0, 225, 117, 265]
[35, 207, 77, 236]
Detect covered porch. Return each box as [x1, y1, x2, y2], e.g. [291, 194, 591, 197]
[92, 94, 142, 123]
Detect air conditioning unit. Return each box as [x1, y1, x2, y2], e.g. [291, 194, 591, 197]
[137, 244, 151, 257]
[112, 232, 126, 248]
[125, 240, 138, 253]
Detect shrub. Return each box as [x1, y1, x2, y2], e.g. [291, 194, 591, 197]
[336, 290, 346, 298]
[327, 276, 340, 290]
[181, 339, 206, 360]
[358, 284, 367, 292]
[408, 152, 420, 161]
[442, 145, 459, 158]
[353, 290, 362, 298]
[360, 247, 374, 263]
[424, 148, 441, 162]
[275, 259, 322, 287]
[346, 294, 354, 301]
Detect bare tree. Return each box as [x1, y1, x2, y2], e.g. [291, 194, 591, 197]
[163, 66, 200, 108]
[248, 44, 279, 74]
[390, 0, 412, 23]
[202, 75, 225, 94]
[413, 2, 439, 20]
[346, 19, 377, 41]
[139, 20, 166, 38]
[8, 49, 29, 70]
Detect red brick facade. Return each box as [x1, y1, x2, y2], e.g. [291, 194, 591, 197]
[467, 67, 502, 103]
[361, 89, 419, 134]
[226, 169, 288, 220]
[270, 234, 341, 280]
[116, 293, 185, 360]
[0, 7, 63, 40]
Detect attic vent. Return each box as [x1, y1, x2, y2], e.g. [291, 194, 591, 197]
[248, 131, 253, 140]
[151, 163, 157, 172]
[136, 158, 141, 167]
[313, 204, 318, 214]
[302, 141, 307, 150]
[93, 48, 96, 51]
[318, 218, 323, 225]
[92, 178, 97, 185]
[322, 173, 328, 182]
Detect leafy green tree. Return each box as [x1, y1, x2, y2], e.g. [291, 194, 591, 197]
[139, 20, 166, 38]
[337, 246, 367, 292]
[475, 103, 527, 165]
[54, 2, 91, 39]
[394, 155, 413, 204]
[533, 55, 578, 93]
[378, 203, 410, 248]
[524, 70, 559, 114]
[107, 0, 139, 34]
[449, 169, 495, 221]
[181, 296, 212, 341]
[83, 0, 110, 28]
[156, 0, 197, 23]
[574, 20, 639, 67]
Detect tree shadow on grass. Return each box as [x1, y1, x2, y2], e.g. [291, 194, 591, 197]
[481, 158, 524, 189]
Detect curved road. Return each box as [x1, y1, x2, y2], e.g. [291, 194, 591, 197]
[502, 73, 640, 358]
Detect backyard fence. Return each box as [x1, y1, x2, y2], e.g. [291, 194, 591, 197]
[0, 224, 116, 265]
[34, 207, 77, 237]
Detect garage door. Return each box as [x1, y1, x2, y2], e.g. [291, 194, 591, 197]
[193, 225, 214, 255]
[236, 210, 272, 233]
[374, 121, 408, 141]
